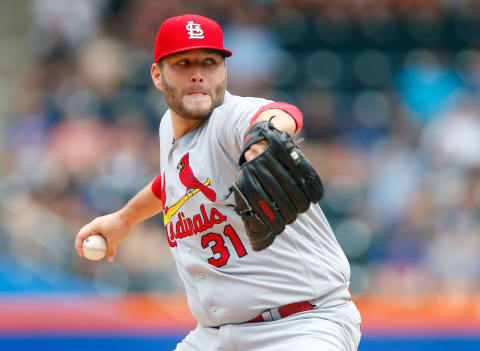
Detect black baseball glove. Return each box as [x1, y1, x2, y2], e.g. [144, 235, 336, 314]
[230, 121, 324, 251]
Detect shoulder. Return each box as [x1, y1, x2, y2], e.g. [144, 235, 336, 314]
[206, 92, 273, 157]
[219, 91, 273, 114]
[159, 110, 171, 128]
[158, 110, 173, 145]
[210, 91, 273, 126]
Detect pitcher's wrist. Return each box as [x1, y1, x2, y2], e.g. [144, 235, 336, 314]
[116, 207, 138, 231]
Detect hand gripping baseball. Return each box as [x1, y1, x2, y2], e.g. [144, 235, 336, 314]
[231, 121, 324, 251]
[75, 212, 132, 262]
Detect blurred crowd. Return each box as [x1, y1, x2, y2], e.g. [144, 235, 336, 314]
[1, 0, 480, 299]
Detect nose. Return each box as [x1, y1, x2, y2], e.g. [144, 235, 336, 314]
[190, 69, 204, 83]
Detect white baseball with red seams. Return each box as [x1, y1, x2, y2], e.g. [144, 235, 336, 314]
[82, 234, 107, 261]
[158, 91, 362, 350]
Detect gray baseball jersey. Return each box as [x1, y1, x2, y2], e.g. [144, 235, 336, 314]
[158, 91, 352, 328]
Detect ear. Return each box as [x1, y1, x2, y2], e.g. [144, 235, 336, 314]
[151, 63, 163, 91]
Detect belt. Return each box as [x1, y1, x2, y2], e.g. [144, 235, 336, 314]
[246, 301, 314, 323]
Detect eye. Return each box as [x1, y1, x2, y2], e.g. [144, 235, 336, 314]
[177, 59, 189, 67]
[205, 58, 216, 65]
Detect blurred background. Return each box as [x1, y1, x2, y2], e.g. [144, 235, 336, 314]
[1, 0, 480, 350]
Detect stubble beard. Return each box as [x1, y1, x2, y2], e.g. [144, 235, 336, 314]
[161, 75, 226, 121]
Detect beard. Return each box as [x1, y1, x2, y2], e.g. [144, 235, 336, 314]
[161, 75, 226, 121]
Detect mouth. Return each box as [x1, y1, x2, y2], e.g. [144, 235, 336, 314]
[186, 91, 207, 97]
[184, 91, 210, 105]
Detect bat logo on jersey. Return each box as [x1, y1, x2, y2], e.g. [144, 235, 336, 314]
[186, 21, 204, 39]
[163, 153, 217, 226]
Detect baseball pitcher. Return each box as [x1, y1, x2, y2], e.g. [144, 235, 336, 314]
[75, 14, 362, 351]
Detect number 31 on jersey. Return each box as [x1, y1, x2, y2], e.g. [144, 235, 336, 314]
[201, 225, 247, 267]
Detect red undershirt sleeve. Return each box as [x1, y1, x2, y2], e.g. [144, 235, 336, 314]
[248, 102, 304, 132]
[151, 173, 163, 200]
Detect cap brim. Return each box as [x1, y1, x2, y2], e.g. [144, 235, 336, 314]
[156, 46, 232, 62]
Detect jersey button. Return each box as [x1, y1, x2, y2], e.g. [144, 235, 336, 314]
[198, 272, 206, 279]
[186, 247, 191, 254]
[210, 305, 216, 312]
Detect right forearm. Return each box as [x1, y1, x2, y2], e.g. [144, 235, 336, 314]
[76, 180, 163, 262]
[117, 181, 164, 230]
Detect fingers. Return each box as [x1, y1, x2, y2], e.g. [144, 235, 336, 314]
[75, 213, 125, 262]
[244, 149, 256, 162]
[75, 223, 95, 257]
[245, 142, 268, 162]
[75, 224, 116, 262]
[106, 241, 117, 262]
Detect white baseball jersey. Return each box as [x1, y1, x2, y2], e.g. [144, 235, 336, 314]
[158, 91, 352, 328]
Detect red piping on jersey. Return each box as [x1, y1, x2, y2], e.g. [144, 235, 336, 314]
[248, 102, 304, 132]
[151, 174, 163, 199]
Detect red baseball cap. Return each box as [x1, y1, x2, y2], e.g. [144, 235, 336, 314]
[153, 14, 233, 62]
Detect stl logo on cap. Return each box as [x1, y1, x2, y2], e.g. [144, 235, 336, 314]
[186, 20, 204, 39]
[153, 14, 232, 62]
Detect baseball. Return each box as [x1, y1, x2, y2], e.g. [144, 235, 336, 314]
[82, 234, 107, 261]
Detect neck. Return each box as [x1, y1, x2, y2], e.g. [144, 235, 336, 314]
[170, 110, 206, 140]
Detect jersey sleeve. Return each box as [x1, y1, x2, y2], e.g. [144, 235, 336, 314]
[213, 94, 272, 161]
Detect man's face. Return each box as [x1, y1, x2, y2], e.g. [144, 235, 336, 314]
[154, 49, 227, 121]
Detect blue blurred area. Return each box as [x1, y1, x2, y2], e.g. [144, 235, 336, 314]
[0, 255, 96, 293]
[1, 334, 479, 351]
[359, 335, 480, 351]
[0, 334, 182, 351]
[396, 63, 462, 124]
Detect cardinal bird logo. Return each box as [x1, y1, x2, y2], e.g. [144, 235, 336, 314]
[177, 153, 216, 202]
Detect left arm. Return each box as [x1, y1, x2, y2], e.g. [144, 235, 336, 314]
[255, 108, 297, 135]
[244, 108, 299, 161]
